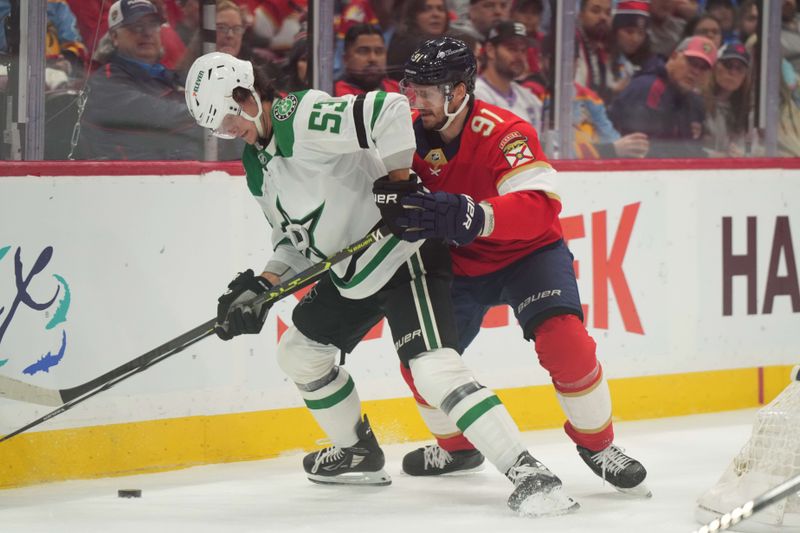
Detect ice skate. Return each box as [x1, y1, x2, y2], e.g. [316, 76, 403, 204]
[577, 444, 651, 497]
[402, 445, 485, 476]
[506, 451, 580, 517]
[303, 415, 391, 486]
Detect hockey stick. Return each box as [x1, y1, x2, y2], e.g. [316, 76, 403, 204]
[0, 226, 391, 443]
[693, 473, 800, 533]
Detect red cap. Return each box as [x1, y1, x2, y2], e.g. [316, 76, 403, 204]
[676, 36, 717, 67]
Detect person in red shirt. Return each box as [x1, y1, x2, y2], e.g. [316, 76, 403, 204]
[374, 37, 650, 497]
[334, 23, 399, 96]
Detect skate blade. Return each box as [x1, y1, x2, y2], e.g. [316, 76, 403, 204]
[515, 487, 580, 518]
[307, 469, 392, 486]
[404, 462, 486, 477]
[439, 463, 485, 476]
[615, 482, 652, 498]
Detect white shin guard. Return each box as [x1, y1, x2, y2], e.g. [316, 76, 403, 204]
[556, 373, 613, 435]
[409, 348, 525, 473]
[277, 327, 361, 448]
[415, 403, 461, 440]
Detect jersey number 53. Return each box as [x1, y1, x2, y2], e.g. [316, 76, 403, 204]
[309, 100, 348, 134]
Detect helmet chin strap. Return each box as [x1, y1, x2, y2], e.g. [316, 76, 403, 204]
[240, 89, 266, 138]
[436, 93, 470, 132]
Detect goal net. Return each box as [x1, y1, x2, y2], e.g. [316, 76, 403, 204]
[695, 368, 800, 532]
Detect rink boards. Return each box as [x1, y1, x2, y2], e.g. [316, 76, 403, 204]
[0, 160, 797, 487]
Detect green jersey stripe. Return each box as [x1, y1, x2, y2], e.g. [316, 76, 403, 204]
[411, 251, 442, 348]
[330, 236, 401, 289]
[243, 144, 268, 196]
[304, 375, 355, 410]
[456, 395, 502, 432]
[408, 253, 440, 350]
[370, 92, 387, 131]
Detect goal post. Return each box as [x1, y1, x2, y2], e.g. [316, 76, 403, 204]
[695, 366, 800, 532]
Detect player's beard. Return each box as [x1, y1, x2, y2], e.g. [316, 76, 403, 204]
[432, 115, 449, 130]
[496, 59, 524, 81]
[419, 108, 449, 131]
[584, 21, 610, 42]
[355, 65, 385, 91]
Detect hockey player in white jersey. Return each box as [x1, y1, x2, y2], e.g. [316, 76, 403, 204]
[185, 52, 578, 516]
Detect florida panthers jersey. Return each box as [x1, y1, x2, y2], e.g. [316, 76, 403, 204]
[242, 89, 421, 299]
[412, 99, 563, 277]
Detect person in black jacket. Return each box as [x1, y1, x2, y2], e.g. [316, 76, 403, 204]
[609, 35, 717, 158]
[77, 0, 201, 160]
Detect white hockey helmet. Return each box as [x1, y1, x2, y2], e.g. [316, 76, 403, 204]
[185, 52, 265, 139]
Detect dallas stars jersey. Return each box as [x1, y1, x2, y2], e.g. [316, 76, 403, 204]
[242, 89, 420, 299]
[412, 99, 563, 277]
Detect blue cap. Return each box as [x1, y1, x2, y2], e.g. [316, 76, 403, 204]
[108, 0, 164, 30]
[718, 42, 750, 67]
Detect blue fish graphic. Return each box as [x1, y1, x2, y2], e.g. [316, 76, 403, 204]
[23, 330, 67, 375]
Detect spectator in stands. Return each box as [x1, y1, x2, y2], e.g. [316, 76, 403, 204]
[0, 0, 86, 88]
[333, 0, 397, 79]
[744, 28, 800, 156]
[703, 41, 752, 157]
[573, 81, 650, 158]
[77, 0, 200, 160]
[44, 0, 87, 77]
[737, 0, 758, 43]
[609, 35, 717, 158]
[215, 1, 246, 56]
[474, 21, 543, 130]
[387, 0, 451, 80]
[90, 0, 186, 70]
[782, 0, 800, 75]
[335, 24, 400, 96]
[175, 0, 200, 45]
[705, 0, 737, 43]
[650, 0, 692, 58]
[283, 33, 309, 92]
[253, 0, 306, 55]
[576, 0, 613, 102]
[510, 0, 544, 79]
[677, 0, 699, 19]
[336, 0, 397, 41]
[450, 0, 511, 41]
[177, 1, 248, 77]
[140, 0, 186, 68]
[66, 0, 110, 61]
[607, 0, 657, 98]
[512, 0, 542, 36]
[683, 13, 723, 49]
[516, 17, 554, 102]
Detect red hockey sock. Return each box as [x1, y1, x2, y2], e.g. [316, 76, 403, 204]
[534, 314, 615, 451]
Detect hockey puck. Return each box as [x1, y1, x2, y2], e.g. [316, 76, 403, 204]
[117, 489, 142, 498]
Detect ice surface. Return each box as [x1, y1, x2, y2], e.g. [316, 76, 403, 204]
[0, 410, 759, 533]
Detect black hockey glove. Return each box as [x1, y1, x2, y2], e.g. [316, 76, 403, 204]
[372, 173, 421, 237]
[215, 269, 273, 341]
[400, 191, 485, 245]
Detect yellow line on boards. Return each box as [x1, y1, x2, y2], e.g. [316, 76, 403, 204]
[0, 365, 793, 489]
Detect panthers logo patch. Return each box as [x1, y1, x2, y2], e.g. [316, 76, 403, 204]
[499, 131, 535, 168]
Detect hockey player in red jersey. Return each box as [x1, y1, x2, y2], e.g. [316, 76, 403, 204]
[374, 37, 650, 497]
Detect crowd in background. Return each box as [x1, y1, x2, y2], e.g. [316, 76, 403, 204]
[1, 0, 800, 160]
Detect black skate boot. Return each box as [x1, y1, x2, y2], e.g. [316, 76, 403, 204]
[402, 445, 485, 476]
[506, 451, 579, 517]
[303, 415, 391, 486]
[577, 444, 651, 497]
